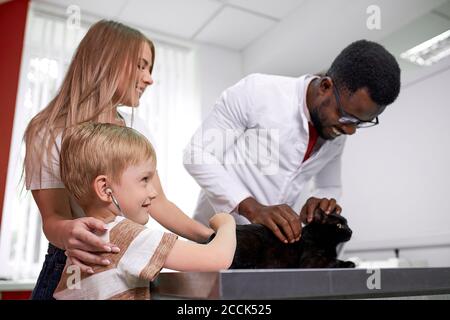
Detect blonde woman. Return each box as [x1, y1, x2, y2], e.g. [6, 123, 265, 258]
[24, 20, 214, 300]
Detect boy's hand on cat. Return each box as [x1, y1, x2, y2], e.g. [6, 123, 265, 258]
[300, 197, 342, 224]
[209, 212, 235, 231]
[238, 197, 301, 244]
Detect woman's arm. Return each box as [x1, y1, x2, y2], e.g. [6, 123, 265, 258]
[164, 213, 236, 271]
[149, 172, 214, 243]
[31, 189, 119, 272]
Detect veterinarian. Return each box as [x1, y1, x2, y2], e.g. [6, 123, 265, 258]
[184, 39, 401, 244]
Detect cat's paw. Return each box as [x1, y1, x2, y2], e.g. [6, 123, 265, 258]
[337, 260, 356, 268]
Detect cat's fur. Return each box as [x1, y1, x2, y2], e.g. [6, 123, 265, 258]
[211, 209, 355, 269]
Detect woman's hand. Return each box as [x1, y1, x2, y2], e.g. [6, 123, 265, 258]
[62, 217, 120, 273]
[31, 189, 120, 274]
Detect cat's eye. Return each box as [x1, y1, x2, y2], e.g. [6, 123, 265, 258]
[337, 223, 343, 229]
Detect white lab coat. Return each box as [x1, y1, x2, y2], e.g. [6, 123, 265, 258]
[183, 73, 346, 225]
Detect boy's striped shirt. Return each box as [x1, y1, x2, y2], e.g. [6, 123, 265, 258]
[53, 217, 177, 300]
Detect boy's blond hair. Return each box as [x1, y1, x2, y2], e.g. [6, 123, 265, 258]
[60, 122, 156, 207]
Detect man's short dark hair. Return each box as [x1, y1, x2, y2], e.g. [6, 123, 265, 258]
[326, 39, 401, 107]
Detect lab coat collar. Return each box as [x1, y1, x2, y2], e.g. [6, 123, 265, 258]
[299, 74, 320, 135]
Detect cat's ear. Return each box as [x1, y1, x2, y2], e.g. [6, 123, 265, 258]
[333, 213, 348, 225]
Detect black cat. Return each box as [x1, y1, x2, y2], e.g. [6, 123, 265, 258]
[209, 209, 355, 269]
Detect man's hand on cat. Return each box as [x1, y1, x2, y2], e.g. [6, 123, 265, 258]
[238, 197, 301, 244]
[300, 197, 342, 224]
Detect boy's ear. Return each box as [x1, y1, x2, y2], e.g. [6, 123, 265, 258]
[93, 175, 110, 202]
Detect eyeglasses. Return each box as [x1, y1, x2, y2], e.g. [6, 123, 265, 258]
[332, 85, 379, 128]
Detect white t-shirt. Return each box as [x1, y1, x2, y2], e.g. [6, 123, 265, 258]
[26, 111, 156, 219]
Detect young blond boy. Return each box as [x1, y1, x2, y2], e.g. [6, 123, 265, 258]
[53, 123, 236, 300]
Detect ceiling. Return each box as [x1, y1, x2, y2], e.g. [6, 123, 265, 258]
[34, 0, 306, 50]
[381, 0, 450, 84]
[31, 0, 450, 84]
[239, 0, 450, 84]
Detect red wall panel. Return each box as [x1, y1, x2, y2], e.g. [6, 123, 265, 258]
[0, 0, 30, 226]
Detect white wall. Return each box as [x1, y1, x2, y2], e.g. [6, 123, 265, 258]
[194, 44, 243, 118]
[242, 0, 446, 76]
[340, 64, 450, 266]
[165, 43, 242, 216]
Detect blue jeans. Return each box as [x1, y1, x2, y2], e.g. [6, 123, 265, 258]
[31, 243, 66, 300]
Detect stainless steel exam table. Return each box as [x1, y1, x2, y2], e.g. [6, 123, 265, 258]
[150, 267, 450, 299]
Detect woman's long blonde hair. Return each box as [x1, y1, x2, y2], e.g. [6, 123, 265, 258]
[24, 20, 155, 188]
